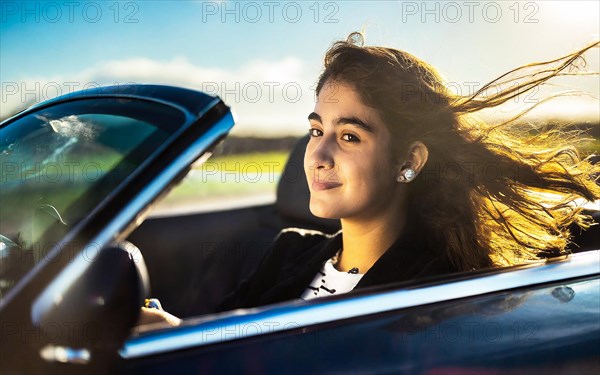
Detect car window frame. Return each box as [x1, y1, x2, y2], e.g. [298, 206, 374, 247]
[0, 86, 234, 319]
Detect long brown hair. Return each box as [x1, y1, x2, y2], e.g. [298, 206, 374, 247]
[316, 33, 600, 271]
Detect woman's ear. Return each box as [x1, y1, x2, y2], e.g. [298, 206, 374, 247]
[396, 142, 428, 182]
[407, 141, 429, 173]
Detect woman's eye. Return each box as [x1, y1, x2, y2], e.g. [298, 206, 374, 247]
[341, 133, 360, 143]
[309, 128, 323, 137]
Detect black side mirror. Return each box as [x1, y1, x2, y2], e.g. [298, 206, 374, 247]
[31, 241, 149, 368]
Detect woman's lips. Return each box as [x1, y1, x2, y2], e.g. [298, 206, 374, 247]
[311, 181, 342, 191]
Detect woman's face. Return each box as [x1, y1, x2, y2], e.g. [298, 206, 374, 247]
[304, 80, 402, 220]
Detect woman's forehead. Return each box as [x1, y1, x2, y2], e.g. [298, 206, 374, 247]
[314, 80, 386, 129]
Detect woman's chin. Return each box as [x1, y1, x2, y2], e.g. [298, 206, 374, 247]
[309, 202, 342, 220]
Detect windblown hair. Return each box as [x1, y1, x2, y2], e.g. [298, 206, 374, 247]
[317, 33, 600, 271]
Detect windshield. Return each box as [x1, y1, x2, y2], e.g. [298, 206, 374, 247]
[0, 98, 184, 301]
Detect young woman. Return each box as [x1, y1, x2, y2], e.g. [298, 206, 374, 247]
[139, 33, 599, 325]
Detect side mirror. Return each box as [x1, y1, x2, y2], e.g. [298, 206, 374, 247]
[31, 241, 149, 367]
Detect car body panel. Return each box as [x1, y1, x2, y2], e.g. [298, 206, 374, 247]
[121, 275, 599, 374]
[120, 250, 599, 352]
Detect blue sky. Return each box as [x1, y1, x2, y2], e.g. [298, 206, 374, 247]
[1, 1, 599, 135]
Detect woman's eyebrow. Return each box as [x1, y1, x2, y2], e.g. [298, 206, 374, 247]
[308, 112, 374, 133]
[334, 116, 374, 133]
[308, 112, 321, 122]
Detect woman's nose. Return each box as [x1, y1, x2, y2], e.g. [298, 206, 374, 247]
[309, 136, 336, 170]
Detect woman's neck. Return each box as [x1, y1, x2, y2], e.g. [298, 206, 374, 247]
[337, 209, 406, 273]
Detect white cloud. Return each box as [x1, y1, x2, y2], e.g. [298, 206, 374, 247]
[1, 56, 316, 136]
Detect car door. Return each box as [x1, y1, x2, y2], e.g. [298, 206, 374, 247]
[120, 250, 599, 374]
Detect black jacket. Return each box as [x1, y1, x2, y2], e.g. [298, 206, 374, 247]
[219, 223, 457, 311]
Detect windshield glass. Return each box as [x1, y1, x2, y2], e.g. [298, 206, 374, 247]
[0, 98, 184, 301]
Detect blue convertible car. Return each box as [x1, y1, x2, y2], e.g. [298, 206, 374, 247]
[0, 85, 598, 374]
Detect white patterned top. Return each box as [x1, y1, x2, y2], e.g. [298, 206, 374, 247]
[300, 257, 364, 300]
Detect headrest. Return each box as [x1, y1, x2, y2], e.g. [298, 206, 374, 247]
[276, 135, 341, 233]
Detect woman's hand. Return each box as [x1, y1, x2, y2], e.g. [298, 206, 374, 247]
[136, 307, 182, 330]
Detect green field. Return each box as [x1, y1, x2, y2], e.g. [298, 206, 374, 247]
[157, 151, 290, 206]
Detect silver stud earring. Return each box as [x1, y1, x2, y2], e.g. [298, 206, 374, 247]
[396, 168, 416, 183]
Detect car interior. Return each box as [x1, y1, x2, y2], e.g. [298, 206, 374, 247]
[127, 135, 339, 318]
[126, 134, 600, 320]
